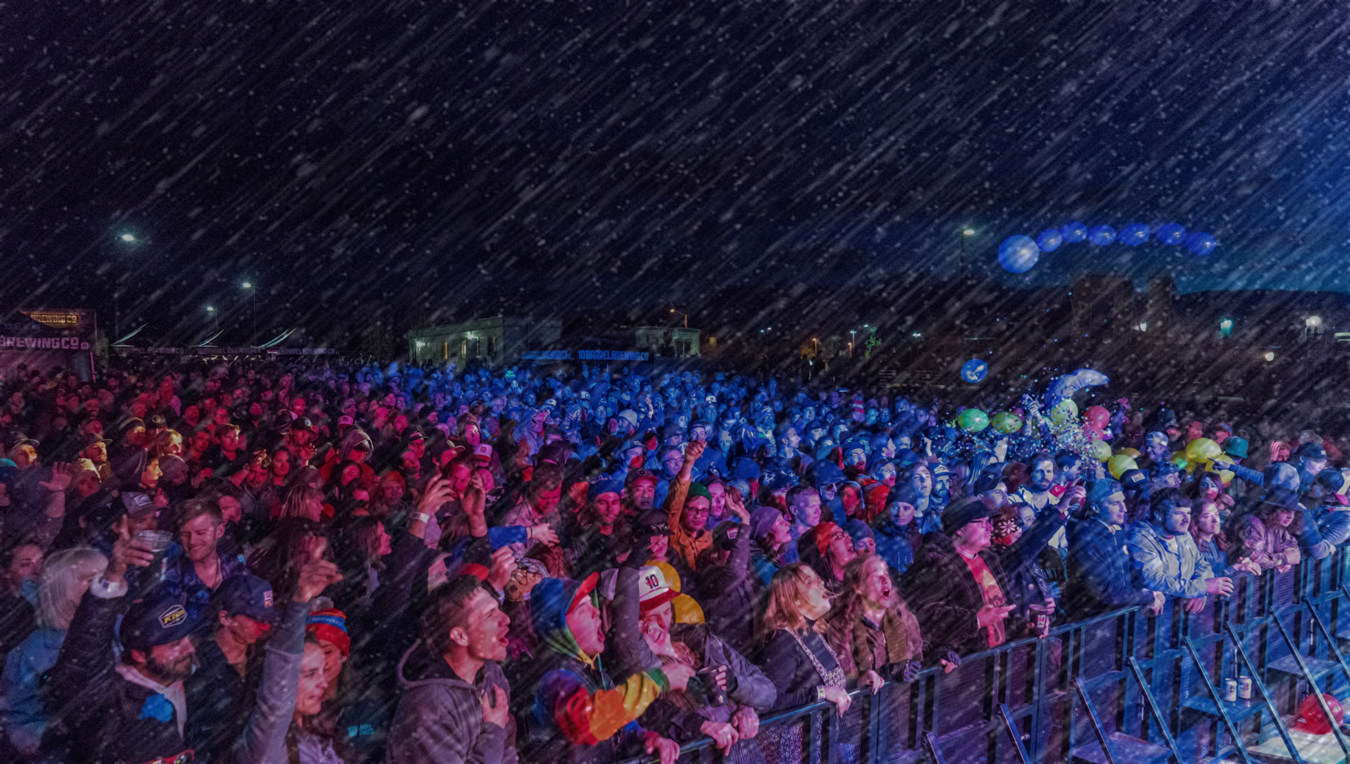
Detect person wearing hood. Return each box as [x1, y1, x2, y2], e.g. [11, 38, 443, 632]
[902, 496, 1016, 657]
[519, 565, 693, 764]
[749, 506, 792, 588]
[385, 574, 518, 764]
[871, 485, 923, 577]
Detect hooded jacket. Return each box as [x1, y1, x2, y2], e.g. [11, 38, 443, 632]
[519, 570, 670, 764]
[1065, 517, 1155, 619]
[385, 641, 517, 764]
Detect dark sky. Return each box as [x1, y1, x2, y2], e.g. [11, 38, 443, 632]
[3, 0, 1348, 345]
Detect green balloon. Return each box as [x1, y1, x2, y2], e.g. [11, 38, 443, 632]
[959, 408, 989, 433]
[991, 412, 1022, 434]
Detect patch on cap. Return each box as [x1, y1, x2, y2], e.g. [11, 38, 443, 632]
[159, 604, 188, 628]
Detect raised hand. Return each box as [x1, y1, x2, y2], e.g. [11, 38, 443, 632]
[293, 558, 342, 603]
[40, 462, 76, 492]
[108, 517, 156, 584]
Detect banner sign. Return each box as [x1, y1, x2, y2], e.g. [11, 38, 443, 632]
[521, 349, 650, 362]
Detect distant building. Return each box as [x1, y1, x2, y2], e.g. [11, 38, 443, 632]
[1071, 274, 1134, 340]
[1146, 275, 1177, 337]
[408, 317, 561, 367]
[634, 326, 701, 358]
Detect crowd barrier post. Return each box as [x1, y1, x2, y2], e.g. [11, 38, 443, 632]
[1271, 613, 1350, 758]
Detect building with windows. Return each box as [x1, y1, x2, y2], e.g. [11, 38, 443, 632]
[407, 316, 561, 367]
[634, 326, 701, 358]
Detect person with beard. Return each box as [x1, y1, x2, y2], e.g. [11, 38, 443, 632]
[1065, 480, 1165, 620]
[386, 574, 518, 764]
[39, 518, 202, 764]
[987, 499, 1065, 636]
[162, 499, 247, 622]
[563, 477, 629, 580]
[1127, 489, 1233, 614]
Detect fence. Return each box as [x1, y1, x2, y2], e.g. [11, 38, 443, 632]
[622, 547, 1350, 764]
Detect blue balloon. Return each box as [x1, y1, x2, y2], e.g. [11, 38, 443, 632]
[1185, 232, 1217, 257]
[1088, 225, 1117, 245]
[998, 235, 1040, 274]
[1061, 221, 1088, 243]
[960, 359, 987, 384]
[1119, 223, 1150, 246]
[1155, 223, 1186, 245]
[1037, 229, 1063, 253]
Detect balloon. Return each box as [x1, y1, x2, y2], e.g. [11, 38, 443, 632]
[991, 412, 1022, 434]
[1186, 438, 1222, 462]
[1108, 454, 1138, 479]
[998, 235, 1040, 274]
[1118, 223, 1150, 246]
[958, 409, 989, 433]
[961, 410, 993, 434]
[1061, 221, 1088, 243]
[1050, 399, 1078, 426]
[1045, 368, 1110, 408]
[1155, 223, 1186, 245]
[960, 359, 988, 384]
[1185, 232, 1217, 257]
[1088, 225, 1117, 245]
[1085, 405, 1110, 429]
[1294, 694, 1344, 735]
[1119, 448, 1142, 459]
[1212, 455, 1236, 484]
[1092, 440, 1112, 462]
[1037, 229, 1063, 253]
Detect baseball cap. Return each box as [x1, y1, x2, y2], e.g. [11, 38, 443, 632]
[638, 565, 679, 612]
[941, 496, 997, 536]
[1087, 479, 1123, 507]
[214, 574, 278, 623]
[588, 475, 624, 500]
[1119, 469, 1148, 491]
[473, 443, 494, 462]
[1316, 470, 1349, 506]
[337, 415, 355, 427]
[120, 491, 156, 519]
[121, 586, 203, 651]
[626, 468, 659, 487]
[1296, 442, 1328, 462]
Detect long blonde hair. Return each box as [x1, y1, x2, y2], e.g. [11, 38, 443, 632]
[760, 563, 827, 640]
[37, 547, 107, 630]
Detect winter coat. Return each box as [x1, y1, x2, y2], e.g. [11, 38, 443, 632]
[2, 627, 63, 757]
[694, 519, 756, 658]
[825, 603, 923, 681]
[1229, 513, 1300, 570]
[1065, 518, 1155, 620]
[233, 597, 318, 764]
[901, 532, 1012, 657]
[184, 635, 254, 764]
[519, 568, 669, 764]
[385, 642, 517, 764]
[1316, 507, 1350, 547]
[871, 517, 921, 577]
[1125, 521, 1214, 599]
[39, 586, 192, 764]
[640, 625, 776, 747]
[758, 625, 845, 711]
[994, 506, 1065, 629]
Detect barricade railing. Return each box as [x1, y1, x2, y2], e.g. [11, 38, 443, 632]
[619, 546, 1350, 764]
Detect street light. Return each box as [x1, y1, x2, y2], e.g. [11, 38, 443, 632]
[959, 228, 976, 281]
[1219, 318, 1233, 337]
[241, 282, 257, 346]
[849, 329, 856, 357]
[205, 305, 218, 332]
[669, 307, 688, 328]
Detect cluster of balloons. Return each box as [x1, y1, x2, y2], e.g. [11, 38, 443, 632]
[957, 408, 1022, 434]
[998, 221, 1217, 274]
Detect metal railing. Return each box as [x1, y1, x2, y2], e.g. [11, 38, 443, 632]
[620, 547, 1350, 764]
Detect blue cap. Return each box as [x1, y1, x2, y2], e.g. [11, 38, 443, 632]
[121, 586, 204, 651]
[587, 476, 624, 500]
[214, 573, 277, 623]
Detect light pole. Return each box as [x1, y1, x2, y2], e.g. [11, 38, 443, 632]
[669, 307, 688, 328]
[206, 306, 218, 332]
[849, 329, 856, 357]
[112, 231, 138, 340]
[959, 228, 975, 282]
[241, 282, 256, 346]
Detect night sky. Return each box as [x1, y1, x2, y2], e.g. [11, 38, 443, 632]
[3, 0, 1348, 346]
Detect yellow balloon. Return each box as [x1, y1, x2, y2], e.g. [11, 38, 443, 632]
[1211, 455, 1236, 484]
[1119, 448, 1142, 459]
[1185, 437, 1222, 463]
[1108, 454, 1138, 479]
[1092, 440, 1112, 462]
[1050, 399, 1078, 426]
[672, 593, 705, 625]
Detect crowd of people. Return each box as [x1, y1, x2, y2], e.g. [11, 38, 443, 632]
[0, 356, 1344, 764]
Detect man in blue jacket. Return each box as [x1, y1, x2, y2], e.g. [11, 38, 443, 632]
[1065, 480, 1164, 619]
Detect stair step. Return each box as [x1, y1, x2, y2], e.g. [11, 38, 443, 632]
[1071, 732, 1174, 764]
[1181, 693, 1267, 724]
[1267, 654, 1340, 682]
